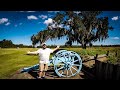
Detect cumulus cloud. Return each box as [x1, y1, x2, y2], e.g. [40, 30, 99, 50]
[39, 15, 48, 19]
[111, 37, 119, 40]
[44, 18, 63, 30]
[48, 14, 54, 17]
[111, 16, 119, 21]
[0, 18, 8, 24]
[0, 18, 11, 26]
[48, 11, 60, 13]
[48, 11, 54, 13]
[5, 22, 10, 26]
[27, 15, 38, 20]
[26, 11, 36, 12]
[58, 24, 63, 28]
[44, 18, 53, 25]
[74, 11, 81, 14]
[17, 11, 36, 12]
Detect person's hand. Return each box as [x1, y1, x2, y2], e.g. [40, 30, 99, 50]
[57, 46, 60, 48]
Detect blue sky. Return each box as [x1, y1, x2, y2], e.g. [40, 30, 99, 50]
[0, 11, 120, 46]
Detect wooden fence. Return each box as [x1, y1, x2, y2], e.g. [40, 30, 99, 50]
[95, 60, 120, 80]
[82, 51, 120, 80]
[94, 51, 120, 80]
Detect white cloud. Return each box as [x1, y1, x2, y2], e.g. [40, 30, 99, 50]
[58, 24, 63, 28]
[27, 15, 38, 20]
[17, 11, 36, 12]
[111, 16, 119, 21]
[48, 11, 60, 13]
[39, 15, 48, 19]
[26, 11, 36, 12]
[44, 18, 53, 25]
[48, 14, 54, 17]
[51, 24, 56, 28]
[5, 22, 10, 26]
[0, 18, 8, 24]
[74, 11, 81, 14]
[111, 37, 119, 40]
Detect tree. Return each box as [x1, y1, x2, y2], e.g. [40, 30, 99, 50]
[31, 34, 39, 47]
[32, 11, 113, 49]
[0, 39, 14, 48]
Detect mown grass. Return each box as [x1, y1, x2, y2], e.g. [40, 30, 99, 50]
[62, 47, 107, 56]
[0, 48, 38, 79]
[0, 47, 120, 79]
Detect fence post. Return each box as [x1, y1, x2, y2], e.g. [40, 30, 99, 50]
[94, 54, 98, 60]
[106, 51, 109, 56]
[115, 50, 117, 57]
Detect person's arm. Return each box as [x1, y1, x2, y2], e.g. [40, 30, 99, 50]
[52, 46, 60, 52]
[27, 50, 39, 55]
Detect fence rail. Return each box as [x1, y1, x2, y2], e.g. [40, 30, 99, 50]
[82, 51, 120, 80]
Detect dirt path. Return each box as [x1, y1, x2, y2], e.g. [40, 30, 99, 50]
[10, 66, 92, 79]
[10, 56, 108, 79]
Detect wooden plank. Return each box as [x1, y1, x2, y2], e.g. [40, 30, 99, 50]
[115, 64, 120, 80]
[101, 62, 106, 79]
[107, 63, 114, 79]
[94, 58, 120, 80]
[95, 60, 103, 80]
[104, 62, 109, 80]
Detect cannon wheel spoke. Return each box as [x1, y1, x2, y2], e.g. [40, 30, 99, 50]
[57, 66, 64, 71]
[73, 59, 79, 63]
[72, 64, 80, 67]
[61, 70, 65, 75]
[70, 68, 73, 75]
[71, 66, 78, 72]
[58, 58, 66, 63]
[54, 50, 82, 78]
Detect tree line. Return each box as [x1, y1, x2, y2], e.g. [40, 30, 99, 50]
[0, 39, 120, 48]
[0, 39, 32, 48]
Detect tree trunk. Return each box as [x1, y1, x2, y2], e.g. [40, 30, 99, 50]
[81, 43, 87, 49]
[83, 44, 86, 49]
[81, 40, 87, 49]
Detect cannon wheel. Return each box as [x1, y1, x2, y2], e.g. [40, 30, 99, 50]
[53, 50, 82, 77]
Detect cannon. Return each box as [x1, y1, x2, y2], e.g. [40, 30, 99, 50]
[21, 50, 82, 78]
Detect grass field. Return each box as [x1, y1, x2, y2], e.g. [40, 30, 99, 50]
[0, 47, 120, 79]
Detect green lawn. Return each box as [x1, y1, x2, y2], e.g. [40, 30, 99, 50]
[0, 48, 38, 79]
[0, 47, 120, 79]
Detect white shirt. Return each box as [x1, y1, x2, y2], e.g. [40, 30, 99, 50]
[36, 48, 53, 64]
